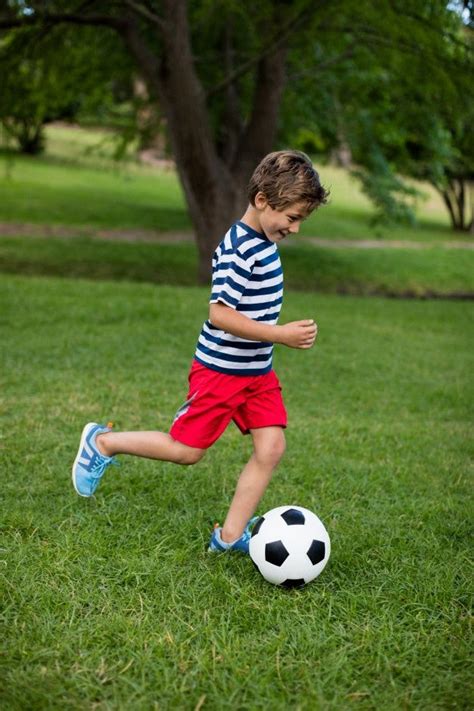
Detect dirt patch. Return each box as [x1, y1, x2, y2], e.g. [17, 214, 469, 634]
[1, 222, 473, 249]
[0, 223, 193, 243]
[299, 237, 474, 250]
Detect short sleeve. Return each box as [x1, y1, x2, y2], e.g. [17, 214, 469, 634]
[209, 247, 254, 309]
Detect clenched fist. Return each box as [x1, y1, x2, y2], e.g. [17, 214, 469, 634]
[276, 319, 318, 349]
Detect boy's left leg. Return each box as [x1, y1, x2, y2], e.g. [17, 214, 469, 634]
[217, 426, 286, 547]
[72, 423, 205, 497]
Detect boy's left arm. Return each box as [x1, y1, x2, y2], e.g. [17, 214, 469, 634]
[209, 302, 317, 349]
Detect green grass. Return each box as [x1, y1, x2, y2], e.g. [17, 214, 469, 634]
[0, 152, 190, 232]
[1, 123, 471, 243]
[39, 123, 141, 167]
[1, 234, 473, 297]
[1, 274, 472, 710]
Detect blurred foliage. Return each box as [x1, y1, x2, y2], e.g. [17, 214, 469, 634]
[279, 1, 474, 229]
[0, 20, 135, 154]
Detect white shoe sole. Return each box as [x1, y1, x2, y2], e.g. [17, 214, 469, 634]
[71, 422, 98, 497]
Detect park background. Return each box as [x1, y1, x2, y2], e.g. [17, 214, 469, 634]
[1, 2, 473, 710]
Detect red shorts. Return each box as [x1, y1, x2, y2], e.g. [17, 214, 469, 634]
[169, 360, 287, 449]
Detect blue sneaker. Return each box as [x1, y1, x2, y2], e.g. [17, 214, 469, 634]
[72, 422, 118, 497]
[208, 517, 259, 554]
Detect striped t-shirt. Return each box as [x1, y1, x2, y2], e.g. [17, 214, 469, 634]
[194, 221, 283, 375]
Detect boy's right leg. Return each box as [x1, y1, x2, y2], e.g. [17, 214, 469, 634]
[208, 426, 286, 554]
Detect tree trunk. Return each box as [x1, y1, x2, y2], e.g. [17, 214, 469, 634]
[118, 5, 240, 281]
[120, 3, 287, 282]
[188, 47, 288, 283]
[234, 47, 288, 185]
[1, 3, 291, 281]
[3, 117, 45, 154]
[438, 178, 473, 232]
[194, 180, 244, 284]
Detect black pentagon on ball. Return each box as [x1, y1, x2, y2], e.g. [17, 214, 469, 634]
[307, 539, 325, 565]
[265, 540, 289, 566]
[281, 578, 306, 589]
[280, 508, 305, 526]
[251, 516, 265, 537]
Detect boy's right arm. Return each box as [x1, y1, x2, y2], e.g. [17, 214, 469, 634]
[209, 302, 317, 350]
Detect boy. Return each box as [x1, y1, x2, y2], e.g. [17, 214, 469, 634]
[72, 150, 329, 553]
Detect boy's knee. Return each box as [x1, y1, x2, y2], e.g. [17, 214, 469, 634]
[176, 445, 205, 465]
[272, 432, 286, 464]
[255, 429, 286, 468]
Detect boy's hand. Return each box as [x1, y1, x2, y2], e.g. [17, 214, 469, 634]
[277, 319, 318, 349]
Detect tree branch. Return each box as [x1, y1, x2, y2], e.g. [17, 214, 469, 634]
[115, 15, 163, 98]
[122, 1, 165, 31]
[205, 1, 321, 99]
[287, 44, 356, 82]
[234, 46, 287, 181]
[0, 11, 126, 31]
[217, 18, 244, 165]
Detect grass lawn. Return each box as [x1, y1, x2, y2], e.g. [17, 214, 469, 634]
[0, 123, 470, 244]
[0, 150, 190, 233]
[1, 274, 472, 710]
[1, 234, 473, 298]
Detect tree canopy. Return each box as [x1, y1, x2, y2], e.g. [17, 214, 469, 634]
[1, 1, 472, 279]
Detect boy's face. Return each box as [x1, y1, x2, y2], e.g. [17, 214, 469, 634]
[254, 193, 309, 243]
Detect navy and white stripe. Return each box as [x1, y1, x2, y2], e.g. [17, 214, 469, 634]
[194, 221, 283, 375]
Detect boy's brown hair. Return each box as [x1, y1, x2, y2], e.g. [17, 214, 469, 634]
[248, 150, 329, 214]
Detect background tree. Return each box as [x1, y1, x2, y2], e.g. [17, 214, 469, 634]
[1, 0, 471, 280]
[280, 1, 473, 232]
[0, 21, 136, 155]
[0, 28, 75, 154]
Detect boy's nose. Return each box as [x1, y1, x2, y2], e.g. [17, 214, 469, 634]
[288, 222, 300, 234]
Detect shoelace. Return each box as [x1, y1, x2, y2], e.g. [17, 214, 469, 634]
[90, 455, 119, 479]
[241, 529, 251, 544]
[241, 516, 260, 544]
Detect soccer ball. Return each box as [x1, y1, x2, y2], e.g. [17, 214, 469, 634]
[249, 505, 330, 588]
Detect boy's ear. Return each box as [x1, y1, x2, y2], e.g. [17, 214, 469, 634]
[254, 192, 268, 210]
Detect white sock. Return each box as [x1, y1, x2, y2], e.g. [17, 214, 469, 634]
[216, 527, 238, 548]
